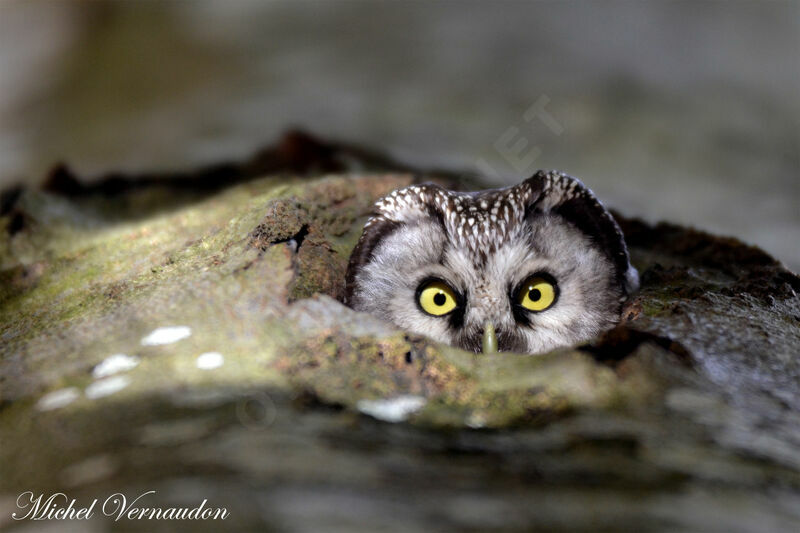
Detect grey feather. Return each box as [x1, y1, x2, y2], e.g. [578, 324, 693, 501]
[345, 170, 638, 355]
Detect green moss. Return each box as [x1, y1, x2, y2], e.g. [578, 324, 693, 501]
[5, 169, 789, 439]
[0, 174, 417, 403]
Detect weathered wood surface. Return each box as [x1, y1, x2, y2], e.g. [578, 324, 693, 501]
[1, 136, 798, 532]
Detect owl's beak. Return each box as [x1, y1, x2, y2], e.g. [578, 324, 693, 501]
[482, 321, 498, 354]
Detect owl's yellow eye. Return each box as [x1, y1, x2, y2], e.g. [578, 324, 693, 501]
[417, 281, 458, 316]
[517, 275, 557, 312]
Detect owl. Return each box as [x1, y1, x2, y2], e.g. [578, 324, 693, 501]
[344, 170, 638, 355]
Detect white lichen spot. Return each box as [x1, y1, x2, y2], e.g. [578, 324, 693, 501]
[141, 326, 192, 346]
[357, 395, 426, 423]
[92, 353, 140, 379]
[85, 375, 130, 400]
[36, 388, 80, 411]
[196, 352, 224, 370]
[466, 411, 488, 429]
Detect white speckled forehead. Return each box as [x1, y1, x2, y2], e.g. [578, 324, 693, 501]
[370, 171, 585, 257]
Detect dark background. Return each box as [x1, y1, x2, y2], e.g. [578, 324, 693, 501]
[0, 0, 797, 269]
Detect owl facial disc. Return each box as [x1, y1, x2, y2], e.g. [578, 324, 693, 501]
[345, 170, 638, 355]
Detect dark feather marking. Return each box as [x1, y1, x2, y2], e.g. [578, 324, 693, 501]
[343, 217, 402, 305]
[552, 198, 631, 292]
[524, 170, 633, 295]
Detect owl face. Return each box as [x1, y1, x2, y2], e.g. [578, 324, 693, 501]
[345, 171, 638, 355]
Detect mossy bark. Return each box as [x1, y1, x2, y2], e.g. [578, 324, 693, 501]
[1, 137, 798, 532]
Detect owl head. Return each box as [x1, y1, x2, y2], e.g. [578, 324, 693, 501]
[344, 170, 638, 355]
